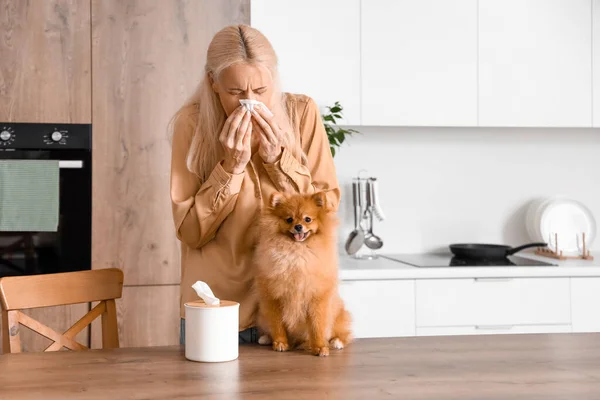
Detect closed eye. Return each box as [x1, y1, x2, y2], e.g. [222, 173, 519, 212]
[227, 89, 244, 95]
[254, 87, 267, 94]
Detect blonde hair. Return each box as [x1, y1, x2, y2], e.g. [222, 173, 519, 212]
[172, 24, 302, 181]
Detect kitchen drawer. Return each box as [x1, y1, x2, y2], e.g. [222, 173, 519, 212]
[417, 324, 572, 337]
[339, 280, 415, 338]
[416, 278, 570, 327]
[571, 277, 600, 333]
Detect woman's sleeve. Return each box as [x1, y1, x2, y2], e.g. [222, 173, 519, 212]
[170, 112, 245, 248]
[262, 97, 341, 209]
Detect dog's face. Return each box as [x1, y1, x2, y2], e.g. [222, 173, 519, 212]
[267, 192, 328, 242]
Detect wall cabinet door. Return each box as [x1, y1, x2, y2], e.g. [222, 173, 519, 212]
[479, 0, 592, 127]
[251, 0, 361, 125]
[361, 0, 478, 126]
[91, 0, 196, 286]
[0, 0, 91, 123]
[339, 280, 415, 338]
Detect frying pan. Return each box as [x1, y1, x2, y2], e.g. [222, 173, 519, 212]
[449, 242, 547, 260]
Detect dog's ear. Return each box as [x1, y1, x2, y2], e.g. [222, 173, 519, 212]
[312, 192, 327, 208]
[270, 192, 284, 208]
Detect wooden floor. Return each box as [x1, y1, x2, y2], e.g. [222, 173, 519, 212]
[2, 334, 600, 399]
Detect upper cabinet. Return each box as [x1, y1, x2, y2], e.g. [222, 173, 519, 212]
[594, 0, 600, 127]
[250, 0, 361, 125]
[254, 1, 596, 128]
[361, 0, 478, 126]
[479, 0, 593, 127]
[0, 0, 91, 123]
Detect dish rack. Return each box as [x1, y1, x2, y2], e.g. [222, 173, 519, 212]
[535, 232, 594, 261]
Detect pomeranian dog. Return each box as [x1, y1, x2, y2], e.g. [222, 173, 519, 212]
[253, 191, 352, 357]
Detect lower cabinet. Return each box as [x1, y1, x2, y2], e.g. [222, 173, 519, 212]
[417, 324, 571, 337]
[339, 279, 415, 338]
[338, 276, 600, 338]
[571, 277, 600, 333]
[415, 277, 571, 329]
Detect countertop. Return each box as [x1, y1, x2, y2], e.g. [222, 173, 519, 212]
[339, 251, 600, 280]
[2, 334, 600, 399]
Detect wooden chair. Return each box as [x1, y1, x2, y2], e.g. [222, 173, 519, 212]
[0, 268, 124, 354]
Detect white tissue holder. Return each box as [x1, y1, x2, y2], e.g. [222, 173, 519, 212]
[184, 300, 240, 362]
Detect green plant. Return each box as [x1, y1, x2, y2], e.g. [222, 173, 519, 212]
[322, 101, 359, 157]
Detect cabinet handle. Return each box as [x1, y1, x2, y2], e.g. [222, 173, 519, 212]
[59, 160, 83, 169]
[474, 278, 513, 282]
[475, 325, 514, 330]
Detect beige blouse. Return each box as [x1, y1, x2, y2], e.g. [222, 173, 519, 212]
[170, 93, 340, 329]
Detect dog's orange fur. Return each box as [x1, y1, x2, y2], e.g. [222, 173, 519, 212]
[253, 191, 352, 356]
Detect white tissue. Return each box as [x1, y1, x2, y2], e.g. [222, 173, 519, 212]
[192, 281, 220, 306]
[239, 99, 273, 117]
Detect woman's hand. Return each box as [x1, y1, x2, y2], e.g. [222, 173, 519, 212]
[220, 106, 252, 175]
[252, 105, 284, 164]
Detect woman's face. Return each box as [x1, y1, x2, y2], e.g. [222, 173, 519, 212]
[212, 63, 275, 116]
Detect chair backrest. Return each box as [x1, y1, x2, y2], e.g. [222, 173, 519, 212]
[0, 268, 124, 354]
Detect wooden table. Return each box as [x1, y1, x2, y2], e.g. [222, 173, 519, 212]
[2, 334, 600, 399]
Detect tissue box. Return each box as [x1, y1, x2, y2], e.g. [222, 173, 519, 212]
[184, 300, 240, 362]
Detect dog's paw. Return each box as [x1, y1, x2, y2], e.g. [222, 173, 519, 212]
[258, 335, 272, 346]
[272, 341, 289, 352]
[313, 346, 329, 357]
[329, 338, 344, 350]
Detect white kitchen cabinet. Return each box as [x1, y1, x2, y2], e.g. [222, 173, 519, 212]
[594, 0, 600, 127]
[571, 277, 600, 332]
[250, 0, 361, 125]
[416, 278, 571, 327]
[339, 280, 415, 338]
[417, 324, 572, 337]
[361, 0, 478, 126]
[479, 0, 593, 127]
[339, 275, 600, 338]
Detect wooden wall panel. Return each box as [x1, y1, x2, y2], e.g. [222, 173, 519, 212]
[0, 303, 89, 354]
[0, 0, 91, 354]
[91, 0, 250, 286]
[0, 0, 91, 123]
[91, 285, 180, 349]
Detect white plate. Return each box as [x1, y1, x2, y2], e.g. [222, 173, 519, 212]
[526, 197, 556, 243]
[538, 198, 596, 254]
[526, 198, 549, 243]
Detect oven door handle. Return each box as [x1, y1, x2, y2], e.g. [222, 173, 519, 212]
[59, 160, 84, 169]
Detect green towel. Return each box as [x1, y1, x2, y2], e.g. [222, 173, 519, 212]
[0, 160, 59, 232]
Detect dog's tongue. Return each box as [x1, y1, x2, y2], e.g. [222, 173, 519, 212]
[294, 233, 303, 241]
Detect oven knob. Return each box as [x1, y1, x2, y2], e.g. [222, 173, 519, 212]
[51, 131, 63, 142]
[0, 130, 11, 141]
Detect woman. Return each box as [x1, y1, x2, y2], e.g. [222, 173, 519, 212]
[170, 24, 340, 344]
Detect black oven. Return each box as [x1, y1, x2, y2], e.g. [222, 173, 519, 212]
[0, 123, 91, 278]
